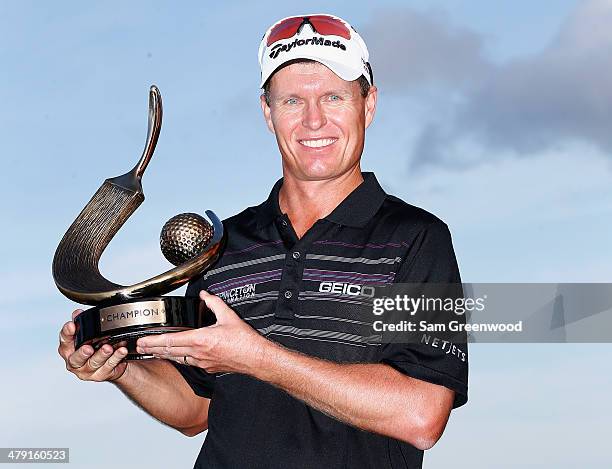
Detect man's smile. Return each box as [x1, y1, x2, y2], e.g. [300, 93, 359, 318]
[298, 137, 338, 148]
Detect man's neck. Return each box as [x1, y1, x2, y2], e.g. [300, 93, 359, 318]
[278, 167, 364, 239]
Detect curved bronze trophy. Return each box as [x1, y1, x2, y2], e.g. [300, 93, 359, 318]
[53, 85, 224, 359]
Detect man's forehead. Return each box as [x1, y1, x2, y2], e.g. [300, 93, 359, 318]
[270, 61, 356, 94]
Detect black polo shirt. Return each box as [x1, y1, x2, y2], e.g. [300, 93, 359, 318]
[172, 172, 468, 469]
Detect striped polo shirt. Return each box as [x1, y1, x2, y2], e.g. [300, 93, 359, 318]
[173, 172, 468, 469]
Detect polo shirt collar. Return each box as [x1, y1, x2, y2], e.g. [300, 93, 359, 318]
[256, 172, 386, 230]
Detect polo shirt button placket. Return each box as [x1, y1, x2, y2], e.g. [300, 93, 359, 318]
[273, 216, 302, 320]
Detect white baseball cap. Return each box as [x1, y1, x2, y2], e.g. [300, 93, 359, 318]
[258, 14, 373, 88]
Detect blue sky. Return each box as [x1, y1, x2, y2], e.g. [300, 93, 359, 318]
[1, 1, 611, 467]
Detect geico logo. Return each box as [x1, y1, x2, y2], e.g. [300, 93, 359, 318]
[319, 282, 375, 298]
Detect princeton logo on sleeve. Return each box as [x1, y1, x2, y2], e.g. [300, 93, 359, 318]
[218, 284, 256, 305]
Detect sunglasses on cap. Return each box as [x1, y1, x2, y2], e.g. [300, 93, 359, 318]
[266, 15, 351, 47]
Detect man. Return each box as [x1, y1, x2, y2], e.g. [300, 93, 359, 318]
[58, 14, 468, 468]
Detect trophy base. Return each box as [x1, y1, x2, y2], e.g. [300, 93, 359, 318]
[74, 296, 216, 360]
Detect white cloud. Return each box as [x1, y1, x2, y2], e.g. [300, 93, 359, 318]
[363, 1, 612, 169]
[362, 7, 490, 90]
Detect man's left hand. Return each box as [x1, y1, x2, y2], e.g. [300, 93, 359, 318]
[136, 290, 270, 374]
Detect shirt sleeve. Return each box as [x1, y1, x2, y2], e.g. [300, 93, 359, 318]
[170, 361, 216, 398]
[377, 220, 468, 408]
[168, 277, 217, 399]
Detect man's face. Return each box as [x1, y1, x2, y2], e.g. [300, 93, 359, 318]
[261, 61, 377, 182]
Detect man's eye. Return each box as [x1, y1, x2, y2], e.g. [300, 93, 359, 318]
[329, 95, 341, 101]
[286, 98, 298, 105]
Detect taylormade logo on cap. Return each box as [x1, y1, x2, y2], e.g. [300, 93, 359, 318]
[269, 36, 347, 60]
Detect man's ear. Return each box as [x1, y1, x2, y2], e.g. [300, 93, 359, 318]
[260, 94, 275, 134]
[364, 85, 378, 129]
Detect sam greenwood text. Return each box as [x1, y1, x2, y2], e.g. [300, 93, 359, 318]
[372, 320, 523, 333]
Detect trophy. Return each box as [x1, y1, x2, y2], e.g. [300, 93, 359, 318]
[53, 85, 224, 359]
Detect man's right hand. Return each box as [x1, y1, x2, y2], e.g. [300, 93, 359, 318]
[58, 309, 129, 382]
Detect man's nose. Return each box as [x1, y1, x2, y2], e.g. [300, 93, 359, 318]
[302, 101, 326, 130]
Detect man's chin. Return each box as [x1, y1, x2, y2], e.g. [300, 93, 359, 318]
[288, 166, 359, 183]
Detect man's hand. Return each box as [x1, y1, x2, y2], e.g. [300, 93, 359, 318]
[58, 309, 128, 382]
[136, 291, 270, 375]
[137, 290, 453, 449]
